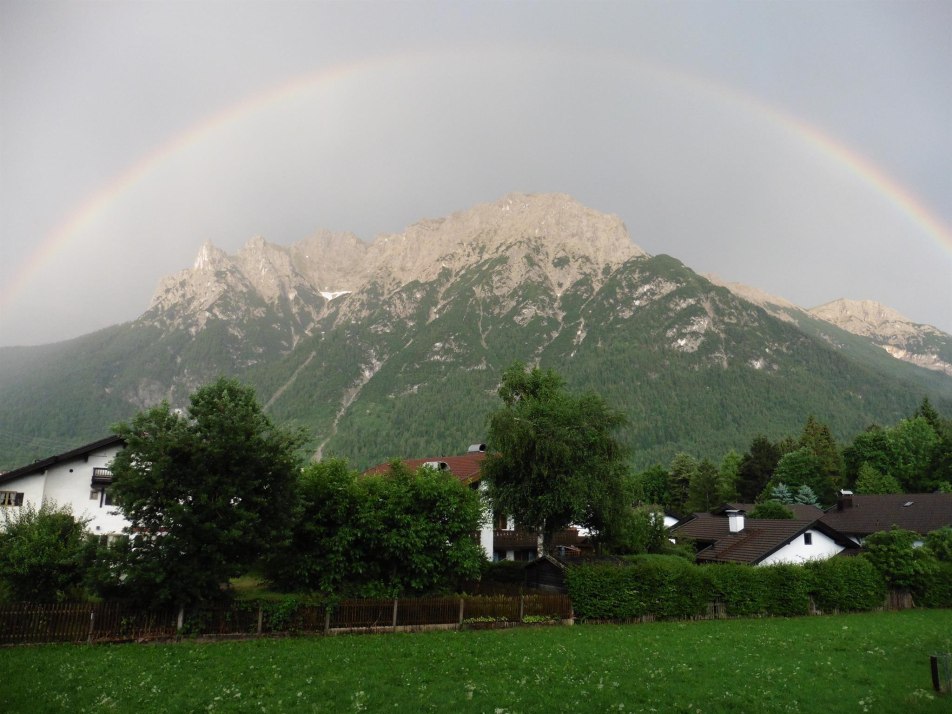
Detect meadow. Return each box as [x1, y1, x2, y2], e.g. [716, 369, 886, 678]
[2, 610, 950, 713]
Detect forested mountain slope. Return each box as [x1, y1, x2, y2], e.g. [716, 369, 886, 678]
[1, 193, 949, 470]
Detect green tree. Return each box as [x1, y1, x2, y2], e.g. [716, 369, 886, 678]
[356, 461, 486, 595]
[718, 450, 742, 502]
[888, 417, 938, 491]
[599, 505, 669, 555]
[798, 416, 843, 493]
[631, 465, 670, 508]
[769, 482, 794, 504]
[266, 459, 485, 596]
[770, 447, 833, 504]
[737, 436, 781, 501]
[925, 527, 952, 562]
[748, 500, 794, 519]
[0, 502, 102, 602]
[793, 484, 819, 506]
[862, 527, 937, 592]
[854, 462, 902, 494]
[110, 378, 305, 608]
[264, 459, 362, 594]
[667, 453, 698, 514]
[686, 458, 721, 513]
[843, 426, 893, 488]
[482, 362, 629, 553]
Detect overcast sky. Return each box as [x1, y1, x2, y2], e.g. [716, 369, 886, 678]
[1, 0, 949, 347]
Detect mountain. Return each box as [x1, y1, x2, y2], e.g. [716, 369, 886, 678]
[809, 299, 952, 377]
[1, 193, 950, 471]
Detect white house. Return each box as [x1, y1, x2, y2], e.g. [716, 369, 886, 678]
[0, 436, 129, 541]
[670, 508, 856, 566]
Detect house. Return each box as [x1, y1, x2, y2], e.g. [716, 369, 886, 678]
[819, 491, 952, 546]
[671, 507, 856, 565]
[363, 444, 591, 562]
[0, 436, 128, 542]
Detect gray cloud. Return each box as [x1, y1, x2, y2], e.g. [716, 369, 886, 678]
[1, 1, 949, 346]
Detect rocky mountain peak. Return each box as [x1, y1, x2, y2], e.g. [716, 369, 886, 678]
[810, 299, 922, 338]
[193, 241, 231, 272]
[811, 298, 951, 377]
[364, 192, 644, 289]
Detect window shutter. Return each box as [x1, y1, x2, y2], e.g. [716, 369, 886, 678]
[14, 492, 24, 506]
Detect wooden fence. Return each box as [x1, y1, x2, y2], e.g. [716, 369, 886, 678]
[0, 593, 573, 646]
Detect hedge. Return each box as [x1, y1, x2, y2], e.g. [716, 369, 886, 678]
[566, 557, 895, 621]
[805, 557, 886, 613]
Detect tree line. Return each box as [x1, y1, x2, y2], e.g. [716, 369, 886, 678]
[2, 368, 949, 608]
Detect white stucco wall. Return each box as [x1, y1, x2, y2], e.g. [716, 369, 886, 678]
[1, 444, 129, 537]
[758, 529, 844, 566]
[477, 480, 493, 559]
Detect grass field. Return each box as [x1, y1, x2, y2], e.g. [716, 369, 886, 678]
[2, 610, 950, 713]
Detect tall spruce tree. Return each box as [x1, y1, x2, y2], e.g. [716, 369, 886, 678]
[737, 435, 781, 501]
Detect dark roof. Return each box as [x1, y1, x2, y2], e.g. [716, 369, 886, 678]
[0, 435, 124, 485]
[671, 513, 853, 565]
[719, 502, 824, 521]
[820, 493, 952, 536]
[363, 451, 486, 486]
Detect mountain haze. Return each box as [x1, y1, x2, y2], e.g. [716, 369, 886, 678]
[1, 193, 950, 471]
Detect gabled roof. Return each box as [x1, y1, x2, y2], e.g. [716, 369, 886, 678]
[671, 512, 853, 565]
[0, 435, 124, 485]
[363, 451, 486, 486]
[820, 493, 952, 536]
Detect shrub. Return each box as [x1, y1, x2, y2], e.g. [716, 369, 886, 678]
[862, 527, 938, 593]
[919, 561, 952, 608]
[0, 502, 102, 602]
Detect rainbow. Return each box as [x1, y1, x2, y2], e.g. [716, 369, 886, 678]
[3, 49, 949, 313]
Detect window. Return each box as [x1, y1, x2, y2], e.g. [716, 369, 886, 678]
[90, 490, 100, 501]
[803, 532, 813, 545]
[0, 491, 24, 507]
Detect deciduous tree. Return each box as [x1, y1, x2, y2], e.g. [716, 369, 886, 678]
[110, 378, 305, 608]
[482, 362, 629, 553]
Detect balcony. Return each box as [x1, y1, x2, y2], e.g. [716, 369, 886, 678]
[91, 467, 113, 486]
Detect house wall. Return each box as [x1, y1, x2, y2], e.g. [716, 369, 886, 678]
[758, 529, 843, 566]
[477, 481, 493, 559]
[1, 444, 129, 537]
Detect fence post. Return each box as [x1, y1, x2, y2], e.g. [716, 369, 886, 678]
[392, 598, 399, 629]
[324, 604, 331, 634]
[176, 606, 184, 634]
[519, 594, 524, 623]
[88, 609, 95, 644]
[458, 597, 465, 627]
[257, 604, 263, 636]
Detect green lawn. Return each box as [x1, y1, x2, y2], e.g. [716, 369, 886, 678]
[2, 610, 951, 713]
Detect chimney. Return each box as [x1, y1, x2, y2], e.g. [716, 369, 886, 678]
[837, 490, 854, 511]
[727, 509, 745, 533]
[468, 443, 487, 452]
[423, 461, 449, 470]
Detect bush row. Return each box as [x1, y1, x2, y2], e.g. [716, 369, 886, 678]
[566, 555, 950, 621]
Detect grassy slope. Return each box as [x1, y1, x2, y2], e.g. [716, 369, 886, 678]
[2, 610, 950, 713]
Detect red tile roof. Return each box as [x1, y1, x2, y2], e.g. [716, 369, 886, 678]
[363, 451, 486, 486]
[820, 493, 952, 537]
